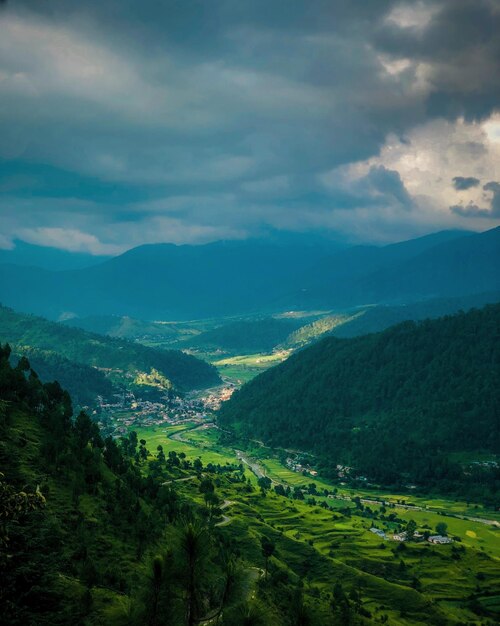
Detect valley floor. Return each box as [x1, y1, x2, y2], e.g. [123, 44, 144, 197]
[127, 418, 500, 625]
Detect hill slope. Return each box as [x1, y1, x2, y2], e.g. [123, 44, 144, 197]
[330, 292, 500, 339]
[0, 347, 264, 625]
[219, 305, 500, 493]
[179, 318, 302, 353]
[0, 305, 220, 391]
[10, 345, 116, 406]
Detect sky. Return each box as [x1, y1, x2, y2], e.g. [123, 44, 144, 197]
[0, 0, 499, 255]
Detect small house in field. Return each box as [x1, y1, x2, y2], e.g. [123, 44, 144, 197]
[392, 532, 407, 542]
[428, 535, 453, 544]
[370, 527, 386, 539]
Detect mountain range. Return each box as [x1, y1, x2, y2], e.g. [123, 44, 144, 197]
[1, 227, 498, 321]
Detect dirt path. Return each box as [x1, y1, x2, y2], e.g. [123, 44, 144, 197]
[161, 475, 197, 486]
[215, 499, 234, 527]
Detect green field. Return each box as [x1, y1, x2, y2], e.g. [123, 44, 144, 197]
[135, 423, 500, 555]
[212, 350, 291, 383]
[115, 420, 500, 623]
[172, 453, 500, 625]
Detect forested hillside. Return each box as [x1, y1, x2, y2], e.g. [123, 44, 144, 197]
[11, 346, 116, 406]
[0, 346, 275, 625]
[180, 318, 302, 353]
[0, 305, 220, 391]
[219, 305, 500, 498]
[331, 292, 500, 339]
[63, 314, 191, 343]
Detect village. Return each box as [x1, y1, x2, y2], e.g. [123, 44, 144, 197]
[91, 381, 235, 438]
[369, 527, 454, 544]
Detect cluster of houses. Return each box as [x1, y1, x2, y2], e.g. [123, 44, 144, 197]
[369, 527, 454, 544]
[201, 383, 236, 411]
[285, 457, 318, 476]
[95, 384, 238, 437]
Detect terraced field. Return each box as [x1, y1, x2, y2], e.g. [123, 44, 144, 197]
[173, 469, 500, 625]
[130, 421, 500, 624]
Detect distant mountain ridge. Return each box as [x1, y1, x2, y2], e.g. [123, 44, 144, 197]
[0, 228, 497, 320]
[0, 240, 109, 270]
[0, 305, 220, 391]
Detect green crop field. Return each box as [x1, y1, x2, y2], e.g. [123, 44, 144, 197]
[170, 465, 500, 625]
[211, 351, 291, 384]
[120, 420, 500, 624]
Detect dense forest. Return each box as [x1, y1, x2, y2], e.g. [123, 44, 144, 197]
[0, 345, 306, 625]
[219, 305, 500, 501]
[0, 305, 220, 391]
[2, 346, 499, 624]
[10, 346, 116, 406]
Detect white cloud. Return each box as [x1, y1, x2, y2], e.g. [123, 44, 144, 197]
[318, 113, 500, 241]
[16, 227, 125, 255]
[385, 1, 439, 30]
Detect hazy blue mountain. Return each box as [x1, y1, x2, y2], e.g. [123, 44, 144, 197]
[0, 228, 497, 321]
[286, 227, 498, 309]
[0, 240, 109, 270]
[0, 238, 341, 320]
[331, 291, 500, 338]
[357, 226, 500, 304]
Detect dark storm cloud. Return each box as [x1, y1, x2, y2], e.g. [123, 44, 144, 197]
[0, 0, 499, 251]
[367, 166, 414, 210]
[452, 176, 480, 191]
[450, 203, 492, 218]
[483, 182, 500, 216]
[450, 180, 500, 218]
[374, 0, 500, 121]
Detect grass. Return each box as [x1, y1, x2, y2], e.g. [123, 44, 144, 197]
[134, 424, 500, 558]
[173, 471, 500, 625]
[120, 421, 500, 623]
[211, 351, 291, 384]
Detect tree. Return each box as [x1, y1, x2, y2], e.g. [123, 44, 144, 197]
[274, 484, 286, 497]
[436, 521, 448, 536]
[0, 472, 45, 549]
[260, 536, 275, 579]
[257, 476, 271, 493]
[406, 519, 417, 540]
[204, 491, 221, 520]
[178, 522, 210, 626]
[156, 445, 166, 463]
[199, 478, 214, 495]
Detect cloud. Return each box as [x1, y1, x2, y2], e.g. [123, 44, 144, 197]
[17, 227, 125, 255]
[0, 0, 499, 250]
[450, 203, 491, 218]
[449, 180, 500, 218]
[366, 165, 414, 209]
[483, 181, 500, 215]
[452, 176, 480, 190]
